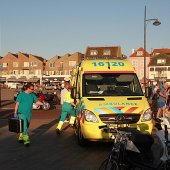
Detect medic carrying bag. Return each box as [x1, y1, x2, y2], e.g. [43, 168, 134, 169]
[8, 116, 23, 133]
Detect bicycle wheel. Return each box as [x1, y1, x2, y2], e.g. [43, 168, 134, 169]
[99, 157, 119, 170]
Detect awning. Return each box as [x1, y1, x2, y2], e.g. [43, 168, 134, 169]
[42, 77, 64, 82]
[0, 77, 6, 82]
[28, 78, 40, 83]
[7, 78, 18, 82]
[18, 78, 27, 82]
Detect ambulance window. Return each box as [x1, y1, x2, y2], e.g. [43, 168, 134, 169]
[129, 75, 143, 95]
[82, 73, 143, 96]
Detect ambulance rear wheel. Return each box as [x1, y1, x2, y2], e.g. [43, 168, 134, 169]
[77, 126, 87, 147]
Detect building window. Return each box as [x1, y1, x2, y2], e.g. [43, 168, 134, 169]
[69, 61, 76, 67]
[140, 69, 144, 77]
[35, 69, 41, 75]
[168, 67, 170, 71]
[3, 63, 8, 67]
[132, 60, 138, 67]
[30, 70, 34, 74]
[150, 68, 154, 71]
[13, 62, 18, 67]
[137, 51, 143, 56]
[13, 70, 18, 75]
[157, 59, 166, 64]
[24, 62, 29, 67]
[60, 71, 64, 75]
[30, 62, 38, 67]
[90, 50, 98, 55]
[24, 70, 29, 75]
[69, 70, 72, 75]
[103, 49, 111, 55]
[60, 62, 64, 68]
[140, 60, 144, 67]
[155, 67, 167, 71]
[49, 71, 55, 75]
[49, 62, 55, 67]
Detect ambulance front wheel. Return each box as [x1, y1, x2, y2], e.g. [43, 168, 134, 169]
[77, 125, 87, 147]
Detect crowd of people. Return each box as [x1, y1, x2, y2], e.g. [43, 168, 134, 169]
[13, 77, 76, 146]
[149, 82, 170, 119]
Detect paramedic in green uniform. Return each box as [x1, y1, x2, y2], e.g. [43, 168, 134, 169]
[56, 83, 76, 135]
[14, 83, 43, 146]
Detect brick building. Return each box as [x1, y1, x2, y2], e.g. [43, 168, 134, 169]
[0, 51, 83, 86]
[43, 52, 83, 83]
[0, 52, 46, 84]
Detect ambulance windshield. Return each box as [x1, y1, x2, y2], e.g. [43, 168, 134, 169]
[82, 73, 143, 97]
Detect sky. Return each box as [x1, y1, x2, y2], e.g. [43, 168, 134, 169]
[0, 0, 170, 59]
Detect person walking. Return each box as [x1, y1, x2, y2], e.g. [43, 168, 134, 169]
[56, 82, 76, 135]
[150, 82, 160, 118]
[60, 77, 71, 105]
[156, 82, 169, 118]
[14, 83, 43, 146]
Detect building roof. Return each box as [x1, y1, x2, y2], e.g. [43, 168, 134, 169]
[151, 48, 170, 56]
[148, 53, 170, 66]
[33, 55, 46, 62]
[85, 46, 122, 57]
[130, 47, 150, 57]
[18, 52, 29, 58]
[8, 52, 18, 58]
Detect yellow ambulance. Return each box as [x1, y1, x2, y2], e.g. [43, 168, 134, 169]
[71, 46, 153, 146]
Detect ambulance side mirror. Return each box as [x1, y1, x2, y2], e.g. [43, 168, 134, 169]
[71, 87, 80, 99]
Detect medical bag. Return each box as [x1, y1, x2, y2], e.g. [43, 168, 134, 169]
[8, 116, 23, 133]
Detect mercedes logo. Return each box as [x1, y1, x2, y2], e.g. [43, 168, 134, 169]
[116, 115, 125, 122]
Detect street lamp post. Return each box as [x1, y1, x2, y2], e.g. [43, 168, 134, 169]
[144, 5, 161, 93]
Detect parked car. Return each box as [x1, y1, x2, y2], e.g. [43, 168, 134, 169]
[8, 83, 22, 89]
[45, 84, 57, 90]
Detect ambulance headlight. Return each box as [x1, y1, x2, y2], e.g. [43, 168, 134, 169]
[141, 109, 152, 122]
[82, 109, 98, 123]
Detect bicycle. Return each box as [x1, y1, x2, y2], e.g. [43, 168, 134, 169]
[99, 123, 170, 170]
[99, 126, 133, 170]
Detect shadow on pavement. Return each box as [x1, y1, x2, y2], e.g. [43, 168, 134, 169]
[0, 128, 111, 170]
[31, 119, 59, 137]
[0, 109, 14, 128]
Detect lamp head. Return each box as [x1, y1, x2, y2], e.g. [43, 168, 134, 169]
[153, 19, 161, 26]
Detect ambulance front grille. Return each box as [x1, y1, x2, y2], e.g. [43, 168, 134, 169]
[99, 114, 140, 124]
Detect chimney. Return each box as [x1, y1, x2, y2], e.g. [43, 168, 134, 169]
[132, 49, 135, 54]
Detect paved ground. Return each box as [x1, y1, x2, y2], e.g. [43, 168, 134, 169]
[0, 89, 111, 170]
